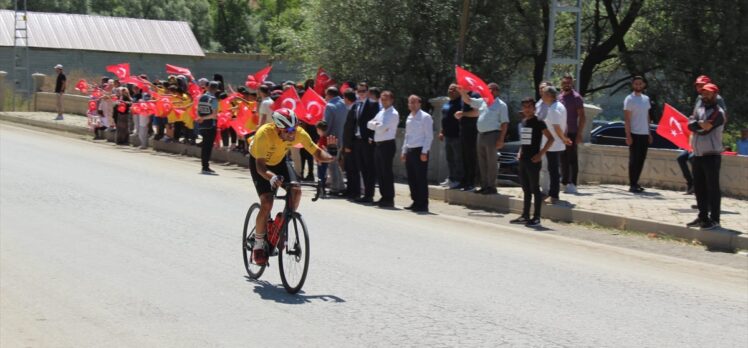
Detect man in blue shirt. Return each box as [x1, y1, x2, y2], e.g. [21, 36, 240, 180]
[738, 129, 748, 156]
[324, 87, 348, 194]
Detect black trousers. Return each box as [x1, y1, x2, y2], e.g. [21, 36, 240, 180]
[300, 148, 314, 177]
[561, 132, 578, 185]
[546, 151, 561, 199]
[519, 159, 542, 219]
[692, 155, 721, 223]
[628, 134, 649, 188]
[355, 138, 377, 199]
[115, 112, 130, 144]
[460, 122, 478, 187]
[374, 140, 396, 202]
[200, 128, 217, 170]
[345, 148, 360, 198]
[221, 127, 237, 147]
[677, 150, 693, 187]
[405, 147, 429, 209]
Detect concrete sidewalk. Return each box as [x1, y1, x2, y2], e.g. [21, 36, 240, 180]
[2, 111, 746, 251]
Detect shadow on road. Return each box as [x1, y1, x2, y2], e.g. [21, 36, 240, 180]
[245, 277, 346, 305]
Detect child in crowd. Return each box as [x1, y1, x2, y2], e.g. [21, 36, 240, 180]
[511, 97, 555, 227]
[315, 120, 329, 198]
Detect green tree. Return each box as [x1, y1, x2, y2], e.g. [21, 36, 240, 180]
[212, 0, 255, 53]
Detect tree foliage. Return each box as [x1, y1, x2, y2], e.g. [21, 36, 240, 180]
[3, 0, 745, 126]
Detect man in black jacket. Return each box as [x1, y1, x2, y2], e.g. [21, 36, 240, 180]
[345, 83, 380, 203]
[341, 88, 359, 199]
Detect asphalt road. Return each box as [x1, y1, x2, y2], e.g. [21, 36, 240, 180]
[1, 123, 747, 347]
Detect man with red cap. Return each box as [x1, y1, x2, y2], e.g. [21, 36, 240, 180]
[676, 75, 729, 194]
[686, 82, 726, 230]
[692, 75, 727, 114]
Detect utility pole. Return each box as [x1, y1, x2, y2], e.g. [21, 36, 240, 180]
[455, 0, 470, 66]
[545, 0, 582, 90]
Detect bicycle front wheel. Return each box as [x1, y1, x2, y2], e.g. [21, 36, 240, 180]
[242, 203, 266, 279]
[278, 212, 310, 294]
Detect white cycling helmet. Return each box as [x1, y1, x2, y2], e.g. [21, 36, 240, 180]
[271, 108, 298, 130]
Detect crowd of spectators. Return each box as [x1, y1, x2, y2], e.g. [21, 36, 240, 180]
[56, 63, 737, 229]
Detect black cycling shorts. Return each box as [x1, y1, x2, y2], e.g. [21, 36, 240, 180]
[249, 156, 290, 195]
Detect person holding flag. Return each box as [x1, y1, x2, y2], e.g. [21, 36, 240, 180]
[457, 82, 509, 195]
[623, 76, 652, 193]
[686, 83, 726, 230]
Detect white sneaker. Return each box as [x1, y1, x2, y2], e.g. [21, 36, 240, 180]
[253, 237, 266, 251]
[440, 178, 450, 187]
[564, 183, 577, 194]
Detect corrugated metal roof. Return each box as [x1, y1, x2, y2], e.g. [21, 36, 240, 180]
[0, 10, 204, 57]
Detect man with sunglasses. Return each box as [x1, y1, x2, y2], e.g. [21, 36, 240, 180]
[248, 108, 338, 265]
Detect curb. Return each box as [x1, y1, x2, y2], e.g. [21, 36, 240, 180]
[0, 113, 90, 137]
[429, 186, 746, 251]
[3, 112, 744, 251]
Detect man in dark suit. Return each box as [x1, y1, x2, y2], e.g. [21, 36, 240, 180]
[341, 87, 360, 199]
[346, 83, 380, 203]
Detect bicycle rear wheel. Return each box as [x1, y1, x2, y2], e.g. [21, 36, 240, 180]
[242, 203, 266, 279]
[278, 212, 310, 294]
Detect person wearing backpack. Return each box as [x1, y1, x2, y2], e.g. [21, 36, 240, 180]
[197, 81, 220, 175]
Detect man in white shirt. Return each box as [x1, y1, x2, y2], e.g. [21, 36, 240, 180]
[536, 81, 552, 194]
[623, 76, 652, 193]
[400, 95, 433, 212]
[257, 85, 274, 126]
[367, 90, 399, 208]
[541, 86, 572, 203]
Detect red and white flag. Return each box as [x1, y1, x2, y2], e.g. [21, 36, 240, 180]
[300, 88, 326, 125]
[271, 87, 305, 117]
[313, 67, 335, 96]
[657, 103, 691, 151]
[253, 65, 272, 85]
[165, 64, 192, 79]
[455, 66, 494, 106]
[106, 63, 130, 80]
[339, 82, 351, 93]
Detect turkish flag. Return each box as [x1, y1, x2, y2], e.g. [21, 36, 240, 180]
[339, 82, 351, 94]
[75, 79, 89, 94]
[106, 63, 130, 79]
[187, 82, 202, 100]
[300, 88, 326, 125]
[313, 67, 335, 96]
[254, 66, 272, 84]
[455, 66, 494, 106]
[657, 103, 692, 151]
[165, 64, 192, 78]
[271, 87, 305, 117]
[121, 76, 150, 92]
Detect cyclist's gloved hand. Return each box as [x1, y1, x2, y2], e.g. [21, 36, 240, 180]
[270, 175, 283, 188]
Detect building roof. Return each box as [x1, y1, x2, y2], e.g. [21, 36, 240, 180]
[0, 10, 204, 57]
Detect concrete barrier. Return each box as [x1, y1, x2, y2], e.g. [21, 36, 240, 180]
[579, 144, 748, 198]
[35, 92, 89, 115]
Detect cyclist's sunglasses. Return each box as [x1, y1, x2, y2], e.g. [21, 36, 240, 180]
[281, 126, 296, 133]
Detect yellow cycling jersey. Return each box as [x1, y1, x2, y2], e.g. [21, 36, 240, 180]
[249, 123, 320, 166]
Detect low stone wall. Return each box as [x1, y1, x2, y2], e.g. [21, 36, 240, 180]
[578, 144, 748, 198]
[34, 92, 89, 115]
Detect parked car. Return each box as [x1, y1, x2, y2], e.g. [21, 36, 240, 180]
[590, 121, 679, 149]
[497, 141, 521, 186]
[496, 121, 680, 186]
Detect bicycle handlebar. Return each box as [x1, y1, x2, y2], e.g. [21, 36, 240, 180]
[273, 176, 322, 202]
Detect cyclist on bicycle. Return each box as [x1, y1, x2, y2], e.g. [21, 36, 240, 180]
[248, 108, 337, 265]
